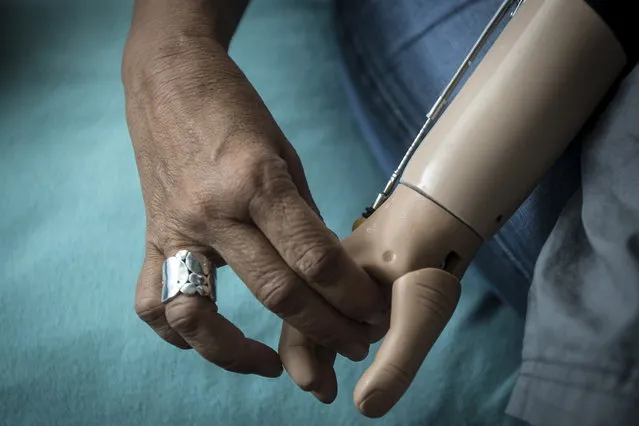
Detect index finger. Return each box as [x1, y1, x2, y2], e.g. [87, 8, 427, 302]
[249, 175, 386, 324]
[213, 221, 372, 361]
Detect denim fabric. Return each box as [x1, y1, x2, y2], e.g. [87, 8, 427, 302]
[333, 0, 583, 314]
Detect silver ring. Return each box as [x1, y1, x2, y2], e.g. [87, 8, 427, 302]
[161, 250, 217, 304]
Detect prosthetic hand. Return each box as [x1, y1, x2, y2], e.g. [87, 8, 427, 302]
[279, 0, 627, 417]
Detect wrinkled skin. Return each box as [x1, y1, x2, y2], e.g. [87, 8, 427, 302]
[279, 269, 460, 416]
[122, 12, 386, 378]
[279, 186, 468, 416]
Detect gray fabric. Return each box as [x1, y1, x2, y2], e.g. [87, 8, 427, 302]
[506, 65, 639, 426]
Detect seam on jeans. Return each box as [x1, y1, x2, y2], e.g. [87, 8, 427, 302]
[362, 28, 428, 132]
[351, 41, 411, 144]
[353, 35, 415, 142]
[493, 232, 534, 282]
[384, 0, 480, 73]
[340, 26, 417, 144]
[337, 1, 424, 131]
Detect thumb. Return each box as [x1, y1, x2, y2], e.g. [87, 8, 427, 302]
[353, 268, 461, 418]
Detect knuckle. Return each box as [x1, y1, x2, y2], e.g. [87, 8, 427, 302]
[249, 157, 296, 208]
[165, 186, 231, 241]
[135, 297, 191, 349]
[135, 298, 164, 325]
[164, 300, 200, 336]
[294, 243, 341, 285]
[177, 185, 216, 225]
[257, 276, 302, 316]
[177, 151, 293, 223]
[255, 155, 293, 192]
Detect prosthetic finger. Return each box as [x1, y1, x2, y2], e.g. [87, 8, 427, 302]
[279, 323, 338, 403]
[279, 323, 322, 391]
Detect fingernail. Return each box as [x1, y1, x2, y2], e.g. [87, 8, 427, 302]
[358, 390, 392, 418]
[365, 311, 387, 325]
[343, 343, 369, 361]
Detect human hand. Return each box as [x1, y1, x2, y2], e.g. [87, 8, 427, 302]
[279, 185, 477, 414]
[122, 32, 386, 377]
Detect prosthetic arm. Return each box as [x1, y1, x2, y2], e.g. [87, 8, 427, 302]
[280, 0, 628, 417]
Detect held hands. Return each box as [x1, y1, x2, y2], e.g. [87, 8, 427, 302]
[279, 185, 482, 417]
[122, 23, 472, 418]
[123, 35, 386, 377]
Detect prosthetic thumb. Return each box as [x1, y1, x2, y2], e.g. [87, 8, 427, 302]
[354, 268, 460, 418]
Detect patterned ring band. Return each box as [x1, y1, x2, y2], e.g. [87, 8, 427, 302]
[161, 250, 216, 304]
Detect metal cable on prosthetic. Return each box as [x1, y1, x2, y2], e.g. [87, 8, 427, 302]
[353, 0, 523, 231]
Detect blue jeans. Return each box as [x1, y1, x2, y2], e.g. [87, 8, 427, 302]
[333, 0, 582, 314]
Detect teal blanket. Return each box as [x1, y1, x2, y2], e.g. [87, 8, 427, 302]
[0, 1, 525, 424]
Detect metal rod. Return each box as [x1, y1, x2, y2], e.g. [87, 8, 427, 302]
[368, 0, 522, 212]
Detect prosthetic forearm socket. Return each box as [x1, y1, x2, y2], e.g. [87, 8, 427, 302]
[343, 0, 627, 417]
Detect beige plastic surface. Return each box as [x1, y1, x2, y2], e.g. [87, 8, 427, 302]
[279, 0, 628, 419]
[354, 268, 461, 418]
[401, 0, 626, 240]
[343, 185, 482, 284]
[343, 186, 473, 417]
